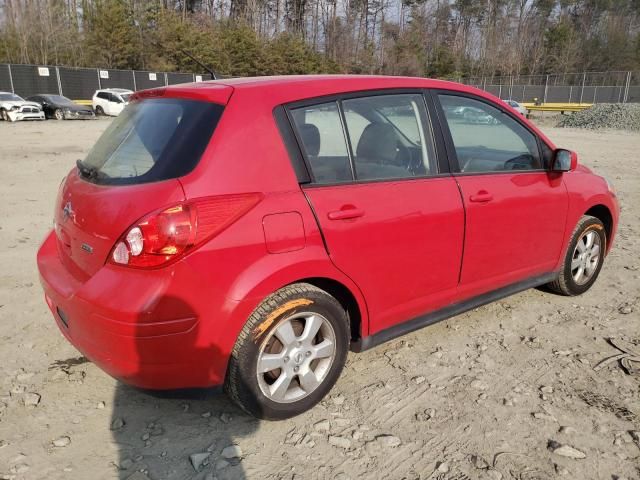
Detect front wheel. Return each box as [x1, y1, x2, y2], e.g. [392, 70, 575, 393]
[226, 283, 349, 420]
[54, 108, 64, 120]
[0, 109, 7, 121]
[548, 215, 606, 296]
[95, 105, 104, 116]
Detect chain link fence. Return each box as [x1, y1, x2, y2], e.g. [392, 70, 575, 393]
[0, 63, 214, 100]
[460, 71, 639, 104]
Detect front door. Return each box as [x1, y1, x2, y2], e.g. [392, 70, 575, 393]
[289, 93, 465, 335]
[436, 93, 568, 293]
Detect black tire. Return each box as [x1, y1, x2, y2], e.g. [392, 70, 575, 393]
[547, 215, 606, 296]
[54, 108, 64, 120]
[225, 283, 349, 420]
[95, 105, 104, 116]
[0, 109, 8, 121]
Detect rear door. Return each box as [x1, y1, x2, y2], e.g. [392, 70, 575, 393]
[288, 92, 464, 335]
[435, 92, 568, 292]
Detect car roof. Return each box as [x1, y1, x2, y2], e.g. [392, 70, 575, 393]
[158, 75, 465, 105]
[218, 74, 455, 90]
[97, 88, 133, 93]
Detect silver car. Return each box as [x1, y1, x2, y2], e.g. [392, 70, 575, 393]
[504, 99, 527, 116]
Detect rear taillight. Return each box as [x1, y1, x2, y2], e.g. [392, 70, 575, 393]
[109, 193, 262, 268]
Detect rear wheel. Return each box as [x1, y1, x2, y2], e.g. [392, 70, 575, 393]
[54, 108, 64, 120]
[225, 283, 349, 420]
[95, 105, 104, 116]
[548, 215, 606, 296]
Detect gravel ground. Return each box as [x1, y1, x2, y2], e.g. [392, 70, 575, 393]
[0, 119, 638, 480]
[557, 104, 640, 131]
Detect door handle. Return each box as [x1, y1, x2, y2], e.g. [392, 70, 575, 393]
[327, 207, 365, 220]
[469, 191, 493, 203]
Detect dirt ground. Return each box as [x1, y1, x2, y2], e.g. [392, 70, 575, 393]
[0, 118, 638, 480]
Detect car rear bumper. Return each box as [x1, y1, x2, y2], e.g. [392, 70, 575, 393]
[37, 231, 231, 389]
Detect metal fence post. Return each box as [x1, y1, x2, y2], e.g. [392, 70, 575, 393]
[579, 72, 586, 103]
[7, 64, 14, 93]
[543, 74, 549, 104]
[132, 70, 137, 91]
[55, 67, 63, 96]
[97, 69, 102, 89]
[623, 71, 631, 103]
[164, 72, 168, 86]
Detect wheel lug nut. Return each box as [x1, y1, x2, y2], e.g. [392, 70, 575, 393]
[297, 341, 301, 347]
[284, 356, 289, 362]
[294, 366, 299, 372]
[305, 351, 311, 357]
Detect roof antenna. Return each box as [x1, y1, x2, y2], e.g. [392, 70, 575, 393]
[178, 48, 217, 80]
[152, 41, 217, 80]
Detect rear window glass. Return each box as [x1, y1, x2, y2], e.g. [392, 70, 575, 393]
[81, 98, 223, 185]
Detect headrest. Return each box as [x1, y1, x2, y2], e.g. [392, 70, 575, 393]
[299, 123, 320, 157]
[355, 122, 397, 163]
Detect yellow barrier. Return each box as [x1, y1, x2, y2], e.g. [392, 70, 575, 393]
[522, 102, 592, 113]
[73, 99, 93, 106]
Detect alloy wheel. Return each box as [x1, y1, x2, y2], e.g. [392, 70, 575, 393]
[571, 229, 602, 285]
[256, 312, 336, 403]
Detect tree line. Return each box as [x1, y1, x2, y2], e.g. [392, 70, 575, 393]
[1, 0, 639, 79]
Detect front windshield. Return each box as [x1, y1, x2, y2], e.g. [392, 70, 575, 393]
[0, 93, 24, 102]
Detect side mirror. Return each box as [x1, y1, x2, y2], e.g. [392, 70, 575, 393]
[552, 149, 577, 172]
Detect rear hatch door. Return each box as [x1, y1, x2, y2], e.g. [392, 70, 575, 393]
[54, 92, 227, 280]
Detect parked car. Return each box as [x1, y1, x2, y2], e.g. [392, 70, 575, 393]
[27, 94, 95, 120]
[92, 88, 133, 116]
[443, 104, 498, 124]
[0, 91, 45, 122]
[504, 99, 528, 116]
[37, 76, 619, 420]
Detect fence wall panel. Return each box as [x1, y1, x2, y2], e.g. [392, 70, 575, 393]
[0, 64, 13, 92]
[10, 64, 59, 97]
[484, 85, 500, 98]
[594, 86, 625, 103]
[99, 69, 135, 91]
[522, 85, 545, 102]
[59, 67, 99, 100]
[546, 86, 572, 102]
[167, 73, 195, 85]
[627, 86, 640, 103]
[134, 71, 165, 90]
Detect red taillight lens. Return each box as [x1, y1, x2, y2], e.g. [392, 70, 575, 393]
[109, 193, 263, 268]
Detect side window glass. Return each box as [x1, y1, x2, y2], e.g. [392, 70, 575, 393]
[98, 92, 109, 100]
[290, 102, 352, 184]
[342, 94, 437, 181]
[438, 95, 542, 173]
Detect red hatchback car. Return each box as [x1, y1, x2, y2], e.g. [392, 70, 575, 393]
[37, 75, 619, 419]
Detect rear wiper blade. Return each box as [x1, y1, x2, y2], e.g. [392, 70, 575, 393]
[76, 159, 94, 177]
[76, 160, 107, 179]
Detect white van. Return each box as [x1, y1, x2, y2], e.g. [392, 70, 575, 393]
[92, 88, 133, 116]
